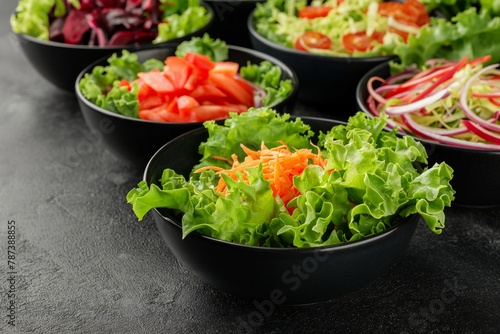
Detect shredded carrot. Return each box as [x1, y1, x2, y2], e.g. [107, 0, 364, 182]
[194, 141, 328, 208]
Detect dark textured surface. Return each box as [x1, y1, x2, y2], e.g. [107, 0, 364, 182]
[1, 1, 500, 333]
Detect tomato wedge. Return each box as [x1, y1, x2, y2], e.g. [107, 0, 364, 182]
[298, 5, 333, 19]
[342, 31, 384, 52]
[137, 70, 175, 94]
[294, 32, 332, 52]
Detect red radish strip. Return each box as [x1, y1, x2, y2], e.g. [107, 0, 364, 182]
[471, 91, 500, 98]
[410, 56, 468, 103]
[459, 64, 500, 133]
[462, 120, 500, 144]
[385, 70, 419, 84]
[400, 114, 500, 150]
[367, 77, 388, 104]
[384, 64, 455, 98]
[490, 98, 500, 106]
[384, 88, 449, 115]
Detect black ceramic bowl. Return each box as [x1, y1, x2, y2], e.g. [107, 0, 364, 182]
[202, 0, 264, 47]
[75, 46, 298, 166]
[248, 10, 396, 118]
[144, 117, 420, 305]
[356, 61, 500, 207]
[13, 5, 214, 92]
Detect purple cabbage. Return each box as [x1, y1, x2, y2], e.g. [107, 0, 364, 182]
[49, 0, 166, 46]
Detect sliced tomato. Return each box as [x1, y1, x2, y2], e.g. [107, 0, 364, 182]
[139, 96, 164, 110]
[137, 70, 175, 94]
[119, 79, 131, 90]
[234, 78, 255, 97]
[378, 0, 429, 27]
[177, 95, 200, 118]
[189, 84, 227, 101]
[294, 32, 332, 52]
[183, 67, 200, 91]
[210, 61, 240, 77]
[136, 80, 158, 102]
[298, 5, 333, 19]
[164, 56, 193, 90]
[342, 31, 384, 52]
[208, 72, 255, 107]
[184, 52, 215, 80]
[139, 103, 169, 121]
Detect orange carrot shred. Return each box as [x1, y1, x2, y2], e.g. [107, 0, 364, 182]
[195, 142, 328, 208]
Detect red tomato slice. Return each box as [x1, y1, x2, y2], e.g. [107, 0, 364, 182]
[342, 31, 384, 52]
[298, 5, 333, 19]
[164, 56, 193, 90]
[210, 62, 240, 77]
[208, 72, 255, 107]
[183, 67, 200, 91]
[139, 96, 164, 110]
[294, 32, 332, 52]
[177, 95, 200, 118]
[136, 79, 158, 102]
[184, 52, 215, 80]
[234, 78, 255, 97]
[139, 103, 169, 121]
[378, 0, 429, 27]
[192, 105, 231, 122]
[137, 70, 175, 94]
[189, 84, 227, 101]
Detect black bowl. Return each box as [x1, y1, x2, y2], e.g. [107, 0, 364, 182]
[356, 61, 500, 208]
[144, 117, 419, 305]
[75, 46, 298, 166]
[202, 0, 264, 48]
[248, 10, 396, 118]
[13, 5, 214, 92]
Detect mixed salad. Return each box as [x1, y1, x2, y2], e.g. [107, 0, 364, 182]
[79, 35, 293, 122]
[10, 0, 211, 46]
[253, 0, 430, 56]
[127, 108, 455, 248]
[365, 55, 500, 150]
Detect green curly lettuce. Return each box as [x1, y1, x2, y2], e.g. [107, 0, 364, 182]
[127, 109, 455, 248]
[175, 33, 228, 62]
[393, 7, 500, 71]
[78, 50, 164, 118]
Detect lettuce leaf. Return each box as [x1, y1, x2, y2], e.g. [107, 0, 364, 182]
[127, 109, 455, 248]
[175, 33, 228, 62]
[240, 61, 293, 107]
[194, 108, 314, 170]
[78, 50, 163, 118]
[394, 7, 500, 70]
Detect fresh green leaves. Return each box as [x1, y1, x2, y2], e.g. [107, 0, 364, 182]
[127, 109, 455, 248]
[10, 0, 61, 40]
[240, 61, 293, 107]
[394, 7, 500, 70]
[175, 33, 228, 62]
[195, 108, 314, 170]
[78, 50, 162, 118]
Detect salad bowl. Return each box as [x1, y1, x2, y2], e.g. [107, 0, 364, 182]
[247, 0, 422, 115]
[141, 116, 422, 304]
[11, 1, 215, 92]
[75, 46, 298, 166]
[356, 61, 500, 207]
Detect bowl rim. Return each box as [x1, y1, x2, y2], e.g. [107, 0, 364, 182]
[75, 44, 299, 125]
[356, 61, 500, 154]
[247, 8, 395, 63]
[144, 118, 421, 253]
[12, 3, 215, 50]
